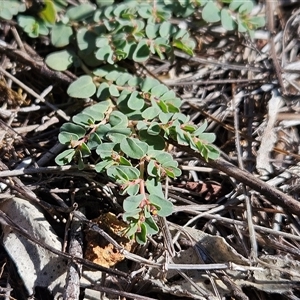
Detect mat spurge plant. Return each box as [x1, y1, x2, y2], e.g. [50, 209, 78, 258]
[48, 0, 264, 244]
[55, 91, 219, 243]
[5, 0, 265, 243]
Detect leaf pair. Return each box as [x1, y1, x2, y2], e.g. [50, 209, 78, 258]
[201, 0, 265, 37]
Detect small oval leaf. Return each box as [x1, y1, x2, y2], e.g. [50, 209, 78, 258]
[120, 138, 147, 159]
[45, 49, 75, 71]
[67, 75, 96, 98]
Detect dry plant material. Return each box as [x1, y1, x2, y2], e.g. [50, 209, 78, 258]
[256, 91, 283, 175]
[0, 197, 66, 297]
[177, 180, 225, 201]
[85, 213, 135, 268]
[0, 79, 27, 107]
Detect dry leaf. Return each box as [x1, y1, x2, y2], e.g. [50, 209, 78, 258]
[257, 90, 283, 175]
[85, 212, 135, 268]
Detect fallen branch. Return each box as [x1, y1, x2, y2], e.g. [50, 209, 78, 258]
[175, 143, 300, 216]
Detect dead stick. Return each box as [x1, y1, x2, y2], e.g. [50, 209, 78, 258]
[175, 143, 300, 216]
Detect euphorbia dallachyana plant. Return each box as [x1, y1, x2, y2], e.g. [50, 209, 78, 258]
[6, 0, 265, 243]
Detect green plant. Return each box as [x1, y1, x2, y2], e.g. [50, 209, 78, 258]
[7, 0, 265, 243]
[54, 95, 219, 244]
[46, 0, 225, 243]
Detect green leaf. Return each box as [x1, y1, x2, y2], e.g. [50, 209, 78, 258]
[193, 120, 208, 136]
[109, 111, 128, 127]
[220, 9, 235, 31]
[96, 142, 116, 159]
[60, 123, 86, 138]
[77, 28, 97, 53]
[136, 121, 147, 131]
[153, 37, 171, 59]
[155, 152, 173, 164]
[51, 23, 73, 47]
[123, 209, 141, 222]
[202, 2, 221, 23]
[197, 132, 216, 143]
[124, 221, 139, 236]
[0, 0, 26, 20]
[128, 76, 143, 87]
[123, 194, 144, 212]
[237, 16, 248, 33]
[55, 149, 76, 165]
[238, 1, 253, 14]
[145, 178, 165, 198]
[157, 100, 168, 113]
[105, 70, 122, 81]
[95, 36, 110, 48]
[163, 164, 182, 178]
[136, 223, 147, 244]
[67, 75, 96, 98]
[145, 23, 158, 39]
[148, 194, 173, 217]
[142, 106, 160, 120]
[104, 4, 116, 18]
[182, 124, 197, 133]
[120, 138, 148, 159]
[139, 130, 165, 151]
[172, 113, 190, 123]
[163, 95, 182, 109]
[86, 133, 102, 150]
[98, 122, 119, 138]
[147, 122, 161, 136]
[72, 113, 94, 126]
[67, 3, 96, 21]
[140, 77, 160, 92]
[200, 144, 209, 161]
[144, 216, 159, 235]
[107, 128, 131, 143]
[96, 82, 110, 100]
[95, 45, 114, 64]
[160, 90, 177, 102]
[82, 101, 110, 121]
[78, 155, 85, 170]
[124, 183, 140, 196]
[138, 5, 152, 19]
[229, 0, 243, 11]
[159, 112, 173, 123]
[128, 91, 145, 110]
[132, 40, 150, 62]
[147, 159, 158, 177]
[38, 0, 56, 24]
[95, 159, 115, 172]
[174, 126, 190, 146]
[58, 132, 79, 145]
[151, 84, 169, 98]
[109, 84, 120, 97]
[115, 166, 140, 180]
[79, 142, 91, 157]
[45, 49, 75, 71]
[119, 156, 131, 166]
[114, 46, 128, 62]
[173, 28, 188, 40]
[248, 16, 266, 29]
[17, 15, 41, 38]
[116, 73, 132, 86]
[107, 166, 130, 182]
[96, 0, 115, 7]
[206, 145, 220, 160]
[159, 21, 173, 38]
